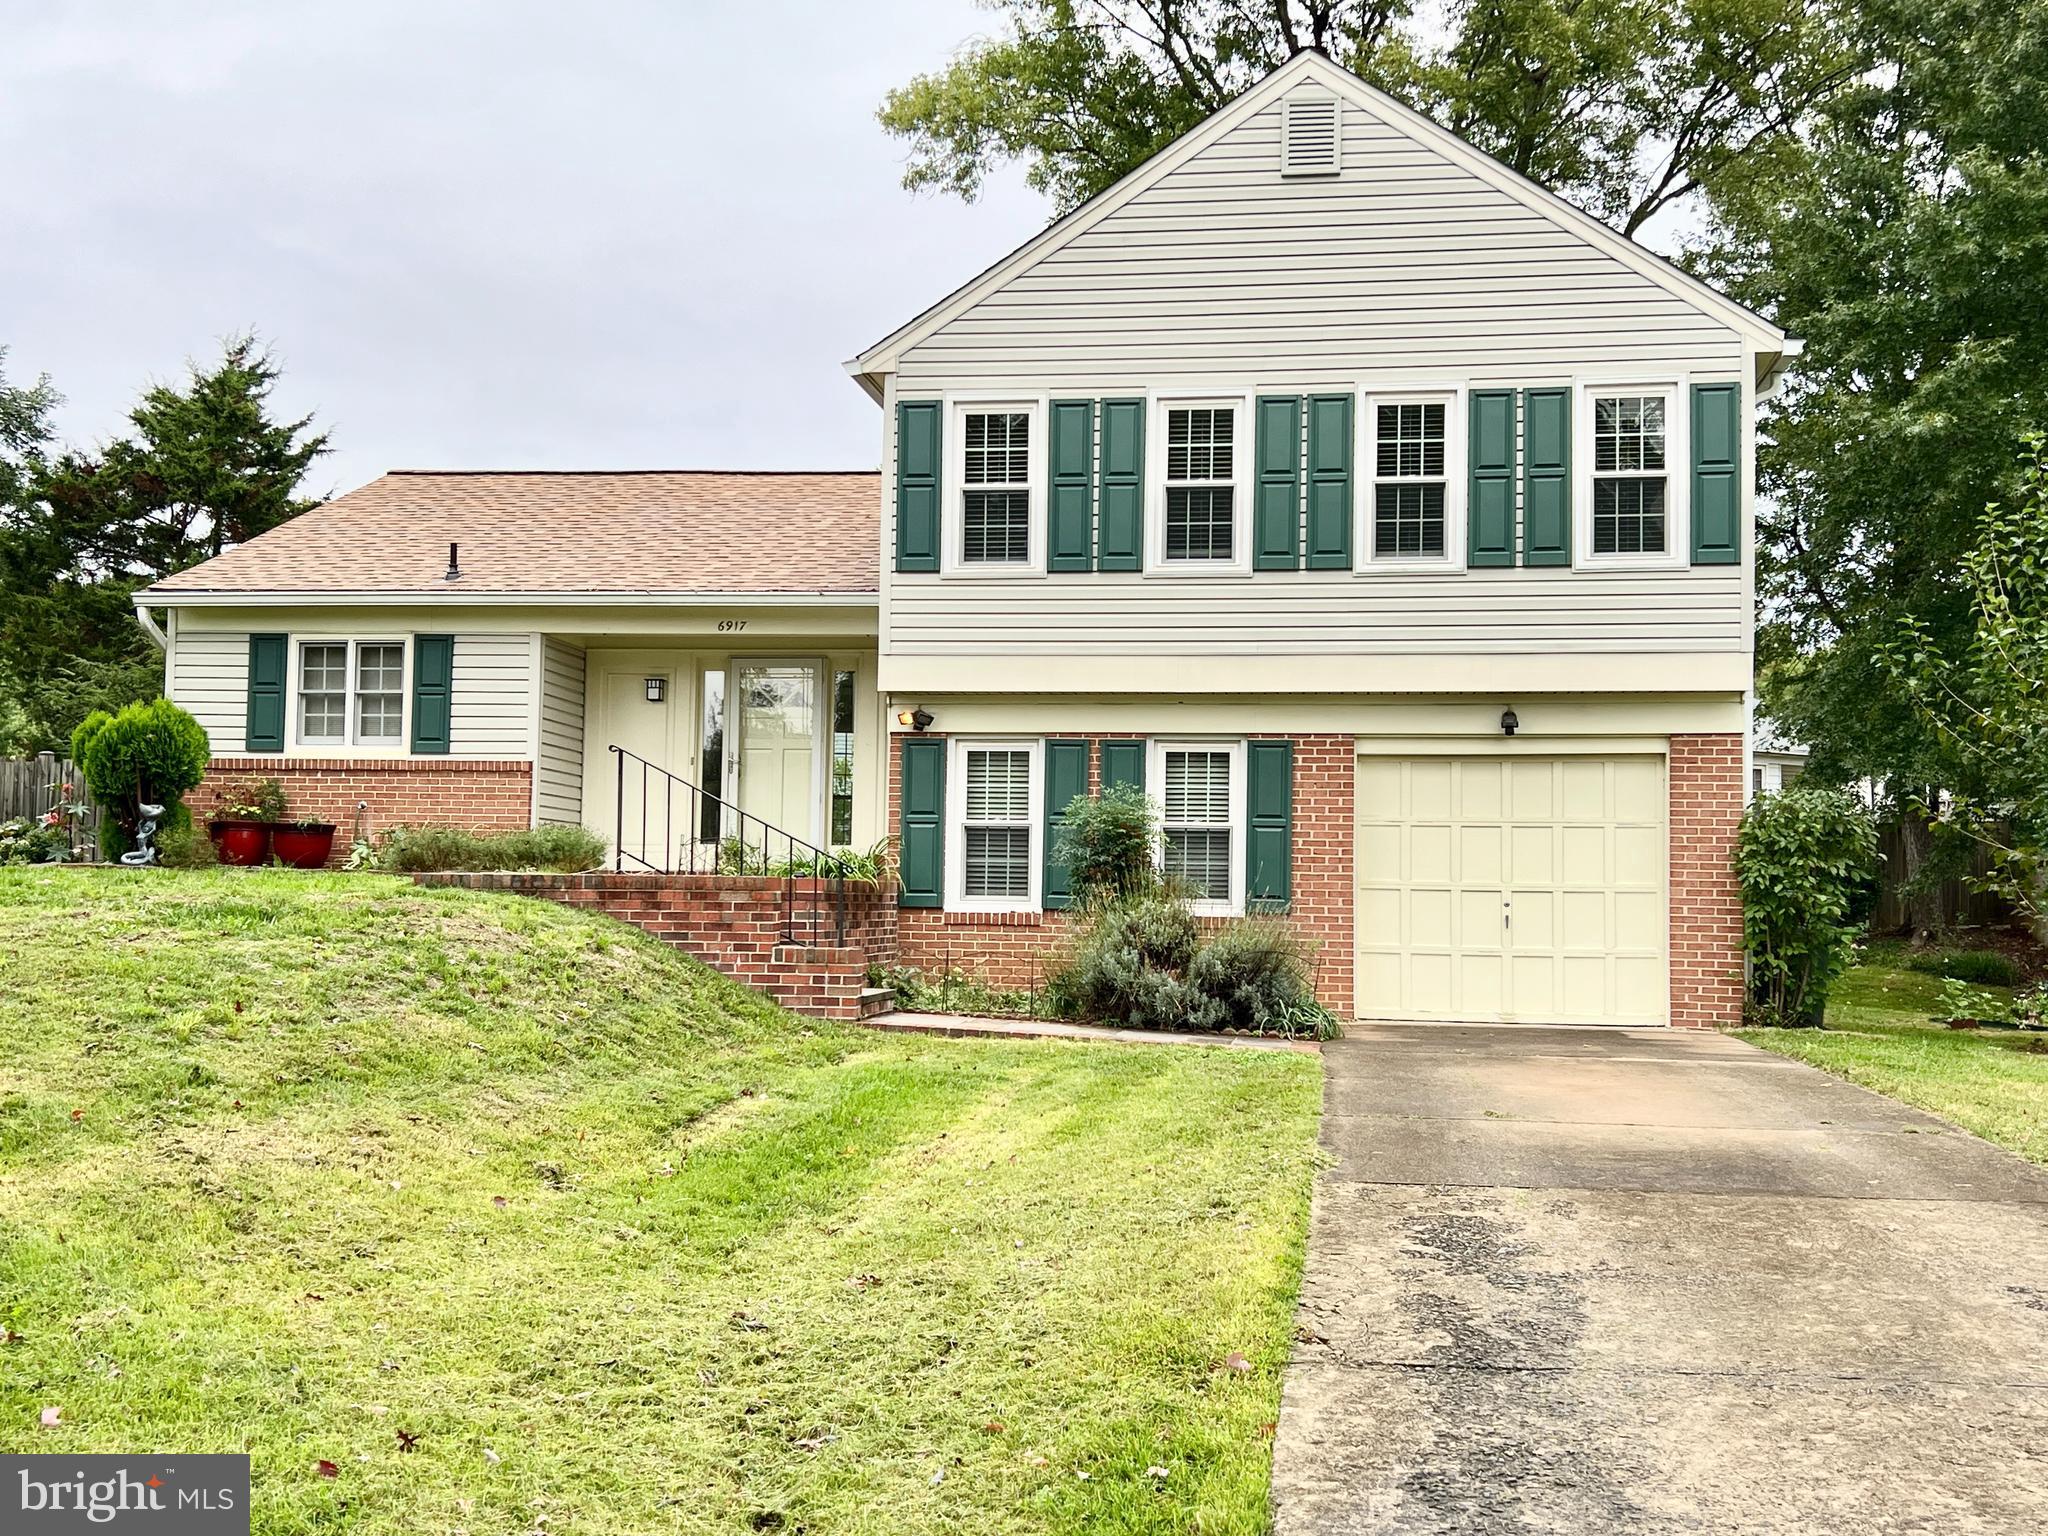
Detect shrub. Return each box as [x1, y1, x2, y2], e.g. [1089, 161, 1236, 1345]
[376, 824, 607, 873]
[1187, 918, 1332, 1035]
[0, 816, 70, 866]
[869, 964, 1040, 1017]
[210, 776, 289, 823]
[154, 822, 220, 869]
[1905, 948, 2023, 987]
[1055, 785, 1161, 906]
[1737, 785, 1879, 1027]
[70, 699, 211, 861]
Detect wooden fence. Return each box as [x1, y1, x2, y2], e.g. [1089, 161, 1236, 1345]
[0, 758, 99, 855]
[1872, 819, 2014, 933]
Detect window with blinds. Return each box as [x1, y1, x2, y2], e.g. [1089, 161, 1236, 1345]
[962, 746, 1033, 898]
[961, 409, 1031, 563]
[1373, 401, 1448, 557]
[1161, 746, 1235, 902]
[1164, 406, 1236, 561]
[1592, 394, 1668, 555]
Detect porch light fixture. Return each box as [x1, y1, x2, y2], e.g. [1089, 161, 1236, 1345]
[1500, 709, 1519, 737]
[896, 707, 934, 732]
[644, 677, 666, 703]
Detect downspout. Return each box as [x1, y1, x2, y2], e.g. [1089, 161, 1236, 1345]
[133, 601, 168, 651]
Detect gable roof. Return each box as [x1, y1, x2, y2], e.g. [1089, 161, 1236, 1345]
[142, 470, 880, 602]
[846, 50, 1790, 392]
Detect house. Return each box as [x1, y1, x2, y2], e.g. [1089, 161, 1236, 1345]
[138, 51, 1795, 1028]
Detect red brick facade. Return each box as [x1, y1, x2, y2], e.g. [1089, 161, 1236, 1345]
[886, 732, 1356, 1014]
[198, 757, 533, 862]
[416, 871, 898, 1020]
[1668, 733, 1747, 1028]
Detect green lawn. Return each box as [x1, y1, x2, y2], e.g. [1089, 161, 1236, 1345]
[0, 869, 1321, 1535]
[1739, 961, 2048, 1165]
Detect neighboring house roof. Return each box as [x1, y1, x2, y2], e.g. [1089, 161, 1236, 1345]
[845, 49, 1795, 396]
[142, 470, 881, 601]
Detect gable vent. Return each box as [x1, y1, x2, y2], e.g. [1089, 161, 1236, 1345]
[1281, 93, 1340, 177]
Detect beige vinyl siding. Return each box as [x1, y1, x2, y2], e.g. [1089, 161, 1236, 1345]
[447, 634, 534, 757]
[173, 627, 252, 754]
[535, 637, 586, 826]
[897, 105, 1743, 385]
[884, 91, 1748, 667]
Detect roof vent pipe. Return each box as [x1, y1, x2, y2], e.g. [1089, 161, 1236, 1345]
[445, 542, 461, 581]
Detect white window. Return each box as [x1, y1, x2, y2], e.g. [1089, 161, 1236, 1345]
[946, 400, 1042, 572]
[1150, 740, 1247, 915]
[296, 638, 406, 748]
[1576, 382, 1687, 568]
[1149, 398, 1250, 572]
[946, 739, 1041, 911]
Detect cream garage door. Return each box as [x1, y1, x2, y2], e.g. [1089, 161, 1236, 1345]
[1355, 755, 1666, 1025]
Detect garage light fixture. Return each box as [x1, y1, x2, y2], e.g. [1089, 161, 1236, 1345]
[1500, 709, 1519, 737]
[896, 707, 934, 732]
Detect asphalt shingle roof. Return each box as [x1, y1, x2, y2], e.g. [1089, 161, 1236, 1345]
[148, 470, 881, 597]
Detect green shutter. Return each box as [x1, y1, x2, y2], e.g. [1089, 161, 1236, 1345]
[410, 635, 454, 754]
[1305, 393, 1354, 569]
[1691, 382, 1741, 565]
[898, 737, 945, 907]
[895, 400, 941, 573]
[1042, 739, 1091, 910]
[1245, 740, 1292, 911]
[1099, 740, 1145, 795]
[1521, 387, 1572, 566]
[1469, 389, 1516, 566]
[245, 633, 286, 753]
[1097, 398, 1144, 571]
[1254, 395, 1302, 570]
[1047, 400, 1094, 572]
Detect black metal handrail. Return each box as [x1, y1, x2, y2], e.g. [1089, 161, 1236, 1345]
[608, 744, 852, 945]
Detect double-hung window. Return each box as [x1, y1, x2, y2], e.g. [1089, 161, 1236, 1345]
[1162, 403, 1238, 564]
[297, 639, 405, 748]
[1152, 740, 1245, 913]
[1371, 400, 1449, 559]
[952, 404, 1037, 569]
[1590, 392, 1668, 557]
[950, 739, 1040, 909]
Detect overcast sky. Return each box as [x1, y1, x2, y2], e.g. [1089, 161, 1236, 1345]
[2, 1, 1052, 496]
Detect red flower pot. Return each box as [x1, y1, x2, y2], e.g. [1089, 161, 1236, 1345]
[271, 824, 337, 870]
[208, 819, 271, 866]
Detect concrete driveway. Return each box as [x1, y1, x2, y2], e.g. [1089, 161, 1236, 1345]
[1273, 1024, 2048, 1534]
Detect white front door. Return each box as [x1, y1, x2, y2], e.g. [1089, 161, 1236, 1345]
[1354, 755, 1667, 1025]
[734, 661, 822, 845]
[602, 667, 677, 865]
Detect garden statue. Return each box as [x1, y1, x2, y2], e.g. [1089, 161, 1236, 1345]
[118, 803, 165, 867]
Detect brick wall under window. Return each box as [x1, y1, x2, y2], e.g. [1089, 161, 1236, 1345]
[198, 757, 534, 863]
[886, 731, 1355, 1015]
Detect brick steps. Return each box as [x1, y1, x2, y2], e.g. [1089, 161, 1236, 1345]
[415, 871, 899, 1022]
[857, 986, 895, 1021]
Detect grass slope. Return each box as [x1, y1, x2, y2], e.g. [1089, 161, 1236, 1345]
[1740, 963, 2048, 1165]
[0, 870, 1321, 1535]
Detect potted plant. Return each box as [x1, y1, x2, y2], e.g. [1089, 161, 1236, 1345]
[207, 777, 288, 865]
[271, 816, 338, 870]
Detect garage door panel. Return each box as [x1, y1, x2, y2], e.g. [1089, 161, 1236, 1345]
[1356, 754, 1667, 1026]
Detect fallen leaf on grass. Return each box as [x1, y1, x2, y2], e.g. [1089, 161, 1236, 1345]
[492, 1196, 509, 1209]
[1146, 1465, 1169, 1480]
[980, 1420, 1005, 1435]
[315, 1460, 339, 1479]
[847, 1273, 882, 1289]
[729, 1311, 768, 1333]
[39, 1406, 61, 1427]
[69, 1109, 83, 1123]
[1220, 1351, 1252, 1374]
[483, 1447, 501, 1466]
[396, 1429, 421, 1453]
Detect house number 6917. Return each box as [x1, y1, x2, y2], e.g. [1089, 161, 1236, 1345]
[717, 618, 747, 632]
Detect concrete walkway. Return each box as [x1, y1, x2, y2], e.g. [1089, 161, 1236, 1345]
[1273, 1024, 2048, 1534]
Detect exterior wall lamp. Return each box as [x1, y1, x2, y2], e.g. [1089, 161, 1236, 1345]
[896, 707, 934, 732]
[645, 677, 666, 703]
[1501, 709, 1519, 737]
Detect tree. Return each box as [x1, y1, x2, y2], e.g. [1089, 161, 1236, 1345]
[879, 0, 1862, 235]
[1882, 438, 2048, 937]
[1702, 0, 2048, 830]
[0, 336, 330, 751]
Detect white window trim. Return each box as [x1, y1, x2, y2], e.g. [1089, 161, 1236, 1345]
[1148, 738, 1248, 917]
[942, 397, 1046, 576]
[944, 736, 1043, 913]
[1358, 386, 1467, 572]
[1575, 379, 1689, 571]
[1145, 392, 1254, 576]
[286, 634, 413, 755]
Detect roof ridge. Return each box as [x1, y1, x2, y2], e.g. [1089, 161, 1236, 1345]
[382, 468, 880, 478]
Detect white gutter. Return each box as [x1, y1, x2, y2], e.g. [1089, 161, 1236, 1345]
[130, 589, 883, 609]
[133, 601, 168, 650]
